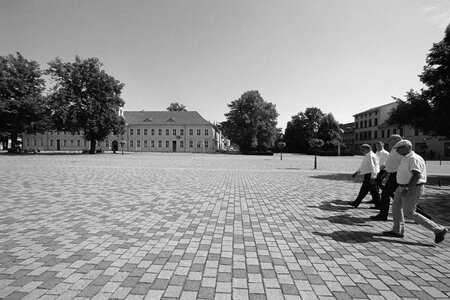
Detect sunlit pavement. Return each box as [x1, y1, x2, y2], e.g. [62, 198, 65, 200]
[1, 152, 449, 300]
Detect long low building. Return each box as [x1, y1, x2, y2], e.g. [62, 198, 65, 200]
[21, 111, 225, 153]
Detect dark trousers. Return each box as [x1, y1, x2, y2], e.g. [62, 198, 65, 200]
[354, 173, 380, 207]
[376, 169, 387, 190]
[379, 172, 397, 219]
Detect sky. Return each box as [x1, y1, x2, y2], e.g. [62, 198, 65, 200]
[1, 0, 450, 130]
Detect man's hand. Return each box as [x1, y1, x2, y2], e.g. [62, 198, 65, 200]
[352, 172, 358, 178]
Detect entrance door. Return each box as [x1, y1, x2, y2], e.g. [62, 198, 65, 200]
[172, 141, 177, 152]
[56, 139, 61, 151]
[112, 141, 119, 153]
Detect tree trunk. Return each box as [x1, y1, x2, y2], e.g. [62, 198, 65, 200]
[89, 139, 96, 154]
[10, 132, 18, 152]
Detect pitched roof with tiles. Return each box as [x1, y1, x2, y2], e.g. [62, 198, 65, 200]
[123, 111, 212, 126]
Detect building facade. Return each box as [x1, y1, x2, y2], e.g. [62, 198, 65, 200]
[353, 101, 450, 158]
[22, 111, 224, 153]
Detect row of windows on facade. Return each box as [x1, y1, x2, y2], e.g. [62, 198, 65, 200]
[355, 128, 405, 141]
[129, 128, 209, 136]
[24, 138, 210, 149]
[355, 118, 379, 129]
[24, 139, 108, 147]
[354, 111, 377, 119]
[129, 140, 209, 148]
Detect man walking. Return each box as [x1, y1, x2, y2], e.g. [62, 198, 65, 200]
[370, 135, 402, 221]
[382, 140, 447, 243]
[349, 144, 380, 208]
[375, 141, 389, 190]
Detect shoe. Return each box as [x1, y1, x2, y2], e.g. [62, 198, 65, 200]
[370, 206, 381, 209]
[370, 215, 387, 221]
[382, 230, 404, 238]
[348, 201, 358, 208]
[365, 200, 376, 204]
[435, 228, 447, 244]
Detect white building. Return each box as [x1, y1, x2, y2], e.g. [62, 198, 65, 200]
[22, 111, 224, 153]
[353, 101, 450, 158]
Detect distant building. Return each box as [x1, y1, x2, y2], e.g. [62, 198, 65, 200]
[353, 101, 450, 158]
[339, 122, 355, 151]
[22, 111, 224, 153]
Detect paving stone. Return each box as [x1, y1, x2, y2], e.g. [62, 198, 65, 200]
[1, 154, 449, 300]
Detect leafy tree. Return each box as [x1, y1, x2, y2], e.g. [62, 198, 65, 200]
[284, 107, 325, 153]
[388, 24, 450, 137]
[167, 102, 187, 111]
[221, 90, 279, 152]
[0, 52, 49, 151]
[317, 113, 341, 151]
[47, 56, 126, 153]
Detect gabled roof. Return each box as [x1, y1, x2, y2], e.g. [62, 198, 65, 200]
[123, 111, 212, 126]
[353, 101, 398, 117]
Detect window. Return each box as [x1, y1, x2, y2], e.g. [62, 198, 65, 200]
[360, 121, 363, 128]
[387, 129, 390, 137]
[197, 141, 202, 148]
[130, 140, 134, 147]
[374, 131, 378, 139]
[130, 128, 134, 135]
[144, 129, 148, 135]
[393, 128, 397, 134]
[64, 140, 67, 146]
[77, 140, 81, 147]
[355, 122, 358, 129]
[205, 129, 209, 136]
[144, 140, 148, 147]
[189, 129, 194, 136]
[368, 119, 372, 127]
[374, 118, 378, 126]
[165, 140, 169, 147]
[180, 141, 184, 148]
[137, 129, 141, 135]
[364, 120, 367, 128]
[137, 140, 141, 147]
[205, 140, 209, 148]
[158, 140, 162, 147]
[158, 129, 162, 136]
[151, 140, 155, 148]
[50, 139, 53, 146]
[381, 130, 385, 138]
[40, 139, 44, 146]
[189, 140, 194, 148]
[180, 129, 184, 136]
[173, 129, 177, 136]
[151, 129, 155, 136]
[399, 128, 404, 137]
[166, 129, 170, 135]
[70, 140, 74, 146]
[197, 129, 201, 136]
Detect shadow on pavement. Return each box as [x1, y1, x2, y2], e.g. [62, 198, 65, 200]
[315, 214, 371, 226]
[309, 199, 363, 212]
[310, 173, 363, 182]
[312, 230, 435, 247]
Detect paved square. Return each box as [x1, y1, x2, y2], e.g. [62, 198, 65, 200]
[1, 152, 449, 299]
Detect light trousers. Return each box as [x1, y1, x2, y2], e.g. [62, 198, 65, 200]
[392, 185, 444, 235]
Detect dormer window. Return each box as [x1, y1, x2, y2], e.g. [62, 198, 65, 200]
[143, 118, 152, 122]
[167, 117, 176, 122]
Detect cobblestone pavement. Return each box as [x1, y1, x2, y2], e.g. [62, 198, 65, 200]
[0, 152, 449, 300]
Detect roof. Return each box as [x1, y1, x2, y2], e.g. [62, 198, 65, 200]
[123, 111, 212, 126]
[353, 101, 398, 117]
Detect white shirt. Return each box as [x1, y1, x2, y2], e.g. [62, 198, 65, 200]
[376, 149, 389, 167]
[396, 151, 427, 185]
[357, 151, 380, 179]
[384, 149, 403, 173]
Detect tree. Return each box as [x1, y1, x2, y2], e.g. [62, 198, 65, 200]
[284, 107, 325, 153]
[0, 52, 49, 151]
[167, 102, 187, 111]
[317, 113, 341, 151]
[388, 23, 450, 137]
[47, 56, 126, 153]
[221, 91, 279, 152]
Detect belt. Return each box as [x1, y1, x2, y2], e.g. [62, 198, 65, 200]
[399, 183, 424, 187]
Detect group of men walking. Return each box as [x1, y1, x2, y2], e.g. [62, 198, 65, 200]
[350, 135, 447, 244]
